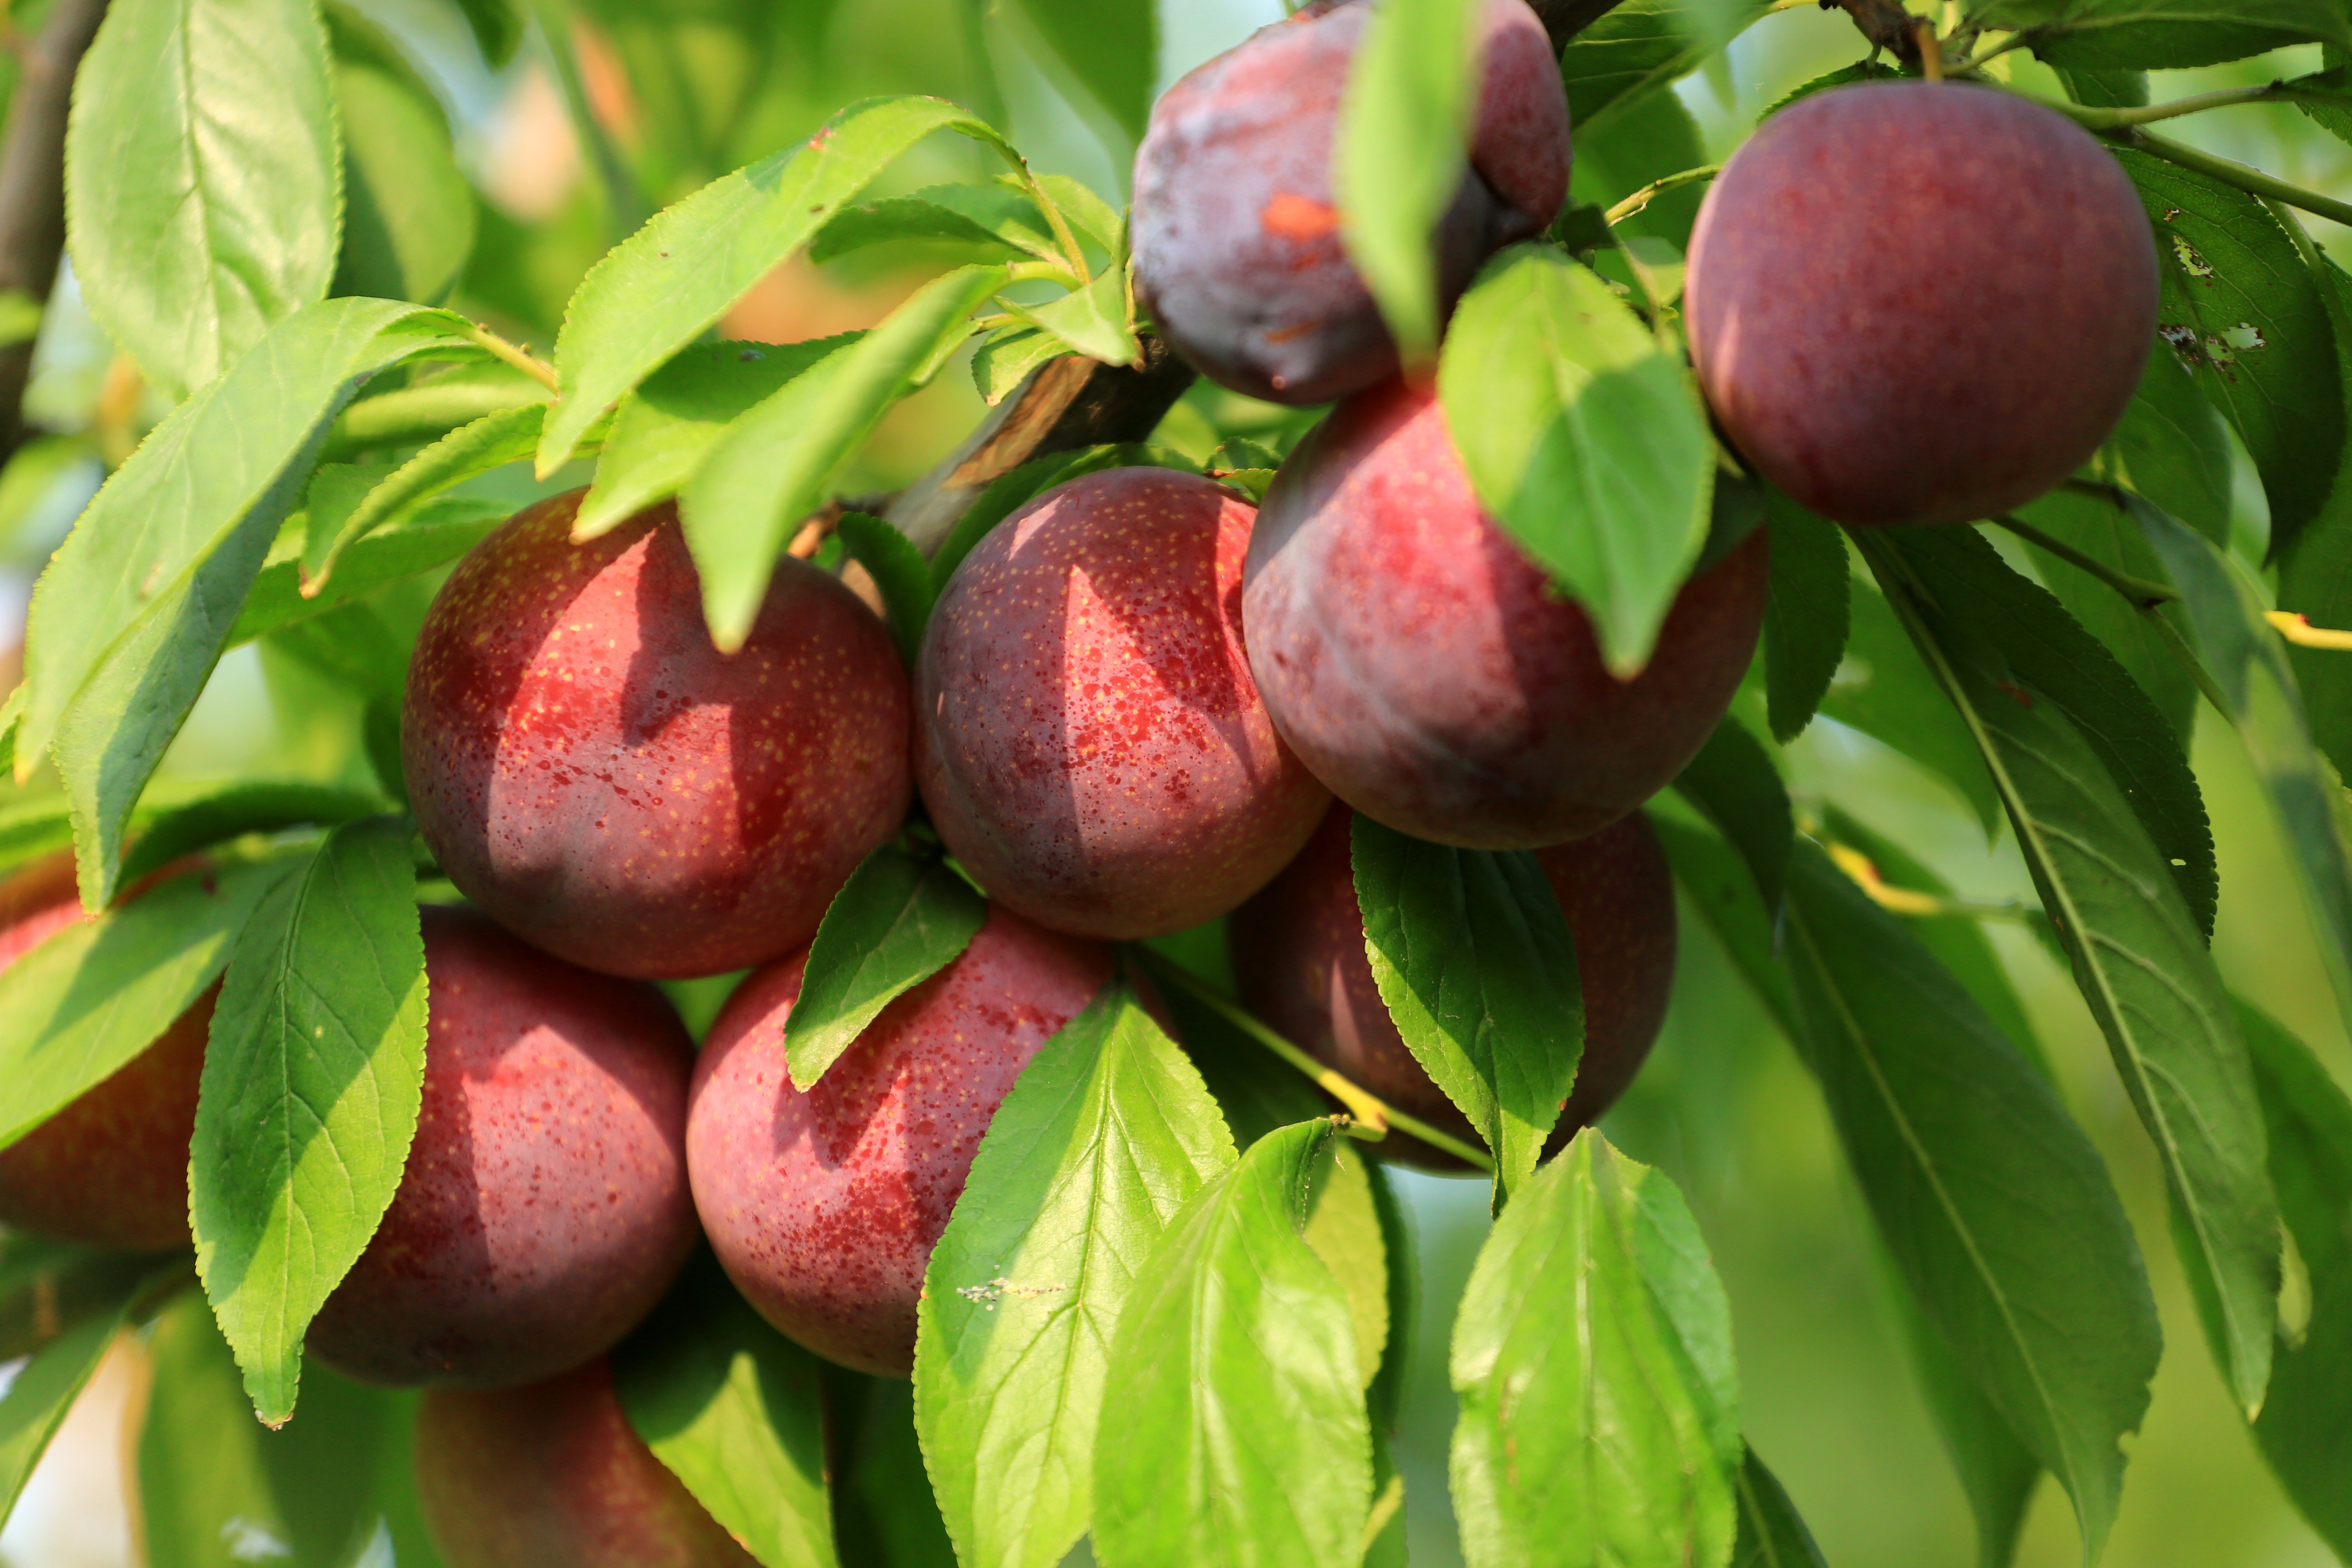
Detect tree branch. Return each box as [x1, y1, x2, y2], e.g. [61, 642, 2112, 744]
[886, 337, 1198, 554]
[0, 0, 106, 461]
[1828, 0, 1923, 60]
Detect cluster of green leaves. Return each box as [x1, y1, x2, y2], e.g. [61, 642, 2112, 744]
[5, 0, 2352, 1565]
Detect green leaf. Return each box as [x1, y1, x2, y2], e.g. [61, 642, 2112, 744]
[1973, 0, 2351, 67]
[836, 513, 935, 667]
[138, 1294, 305, 1568]
[65, 0, 342, 400]
[18, 299, 470, 902]
[614, 1251, 838, 1568]
[2235, 1000, 2352, 1559]
[2278, 250, 2352, 782]
[2107, 351, 2233, 544]
[970, 323, 1073, 407]
[232, 495, 507, 646]
[540, 96, 1018, 472]
[1673, 713, 1793, 918]
[1761, 491, 1850, 744]
[1450, 1130, 1740, 1568]
[1863, 528, 2275, 1421]
[578, 335, 862, 541]
[1153, 973, 1334, 1151]
[1009, 0, 1155, 142]
[2011, 488, 2201, 742]
[929, 442, 1197, 590]
[1304, 1140, 1392, 1396]
[1353, 815, 1584, 1202]
[1439, 247, 1713, 672]
[784, 845, 986, 1090]
[682, 263, 1005, 651]
[1893, 524, 2215, 933]
[2138, 500, 2352, 1058]
[118, 779, 384, 887]
[0, 853, 297, 1150]
[1094, 1121, 1371, 1568]
[260, 601, 409, 710]
[1779, 840, 2158, 1560]
[304, 403, 542, 589]
[0, 1237, 163, 1363]
[192, 818, 429, 1424]
[450, 0, 521, 65]
[249, 1358, 399, 1566]
[1732, 1450, 1828, 1568]
[2118, 150, 2344, 554]
[812, 185, 1062, 267]
[917, 983, 1234, 1568]
[1571, 89, 1708, 250]
[831, 1371, 958, 1567]
[1001, 267, 1138, 366]
[0, 1275, 142, 1528]
[1558, 0, 1778, 138]
[1818, 580, 2002, 836]
[1333, 0, 1480, 367]
[332, 56, 476, 305]
[1877, 1259, 2041, 1568]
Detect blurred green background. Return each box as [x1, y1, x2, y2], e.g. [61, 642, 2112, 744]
[4, 0, 2350, 1564]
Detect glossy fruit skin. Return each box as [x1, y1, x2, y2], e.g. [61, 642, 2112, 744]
[916, 468, 1330, 940]
[1229, 804, 1675, 1172]
[1685, 82, 2158, 527]
[1244, 379, 1768, 849]
[416, 1357, 755, 1568]
[686, 906, 1112, 1376]
[306, 906, 697, 1388]
[1131, 0, 1570, 406]
[404, 489, 911, 981]
[0, 852, 213, 1251]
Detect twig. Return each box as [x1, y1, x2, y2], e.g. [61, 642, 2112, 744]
[461, 323, 561, 394]
[1605, 165, 1720, 226]
[0, 0, 107, 463]
[2267, 611, 2352, 651]
[1829, 0, 1924, 61]
[1826, 841, 2039, 924]
[2056, 80, 2343, 131]
[2088, 121, 2352, 230]
[886, 336, 1196, 554]
[1131, 946, 1500, 1172]
[2056, 479, 2242, 716]
[1988, 513, 2179, 607]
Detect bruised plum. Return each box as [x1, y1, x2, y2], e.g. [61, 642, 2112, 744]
[416, 1357, 755, 1568]
[1131, 0, 1570, 405]
[306, 906, 697, 1388]
[404, 490, 911, 981]
[1229, 804, 1675, 1171]
[0, 852, 211, 1251]
[916, 468, 1329, 940]
[1243, 378, 1767, 849]
[1686, 82, 2158, 527]
[686, 906, 1111, 1376]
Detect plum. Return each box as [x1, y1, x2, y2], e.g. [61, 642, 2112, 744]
[1131, 0, 1570, 405]
[1228, 804, 1674, 1172]
[416, 1356, 754, 1568]
[686, 905, 1111, 1376]
[404, 490, 911, 981]
[1685, 82, 2158, 527]
[305, 905, 697, 1388]
[916, 468, 1329, 940]
[0, 852, 213, 1252]
[1243, 378, 1767, 848]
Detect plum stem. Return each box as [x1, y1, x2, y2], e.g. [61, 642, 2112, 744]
[1987, 514, 2180, 608]
[1130, 946, 1500, 1171]
[1604, 165, 1721, 227]
[1915, 21, 1943, 82]
[461, 323, 561, 395]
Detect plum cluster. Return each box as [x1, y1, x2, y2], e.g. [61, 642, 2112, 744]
[0, 1, 2162, 1558]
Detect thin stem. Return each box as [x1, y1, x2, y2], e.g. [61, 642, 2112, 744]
[1605, 164, 1721, 227]
[2145, 603, 2237, 716]
[1916, 20, 1943, 82]
[463, 323, 561, 394]
[1004, 258, 1082, 288]
[2103, 123, 2352, 230]
[1988, 514, 2179, 606]
[1947, 30, 2029, 76]
[1826, 842, 2038, 925]
[2267, 611, 2352, 651]
[1131, 947, 1499, 1172]
[2058, 81, 2339, 131]
[1019, 167, 1092, 286]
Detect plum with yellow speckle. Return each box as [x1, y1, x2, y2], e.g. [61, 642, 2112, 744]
[403, 490, 911, 982]
[1130, 0, 1570, 405]
[416, 1357, 755, 1568]
[686, 904, 1110, 1376]
[914, 467, 1330, 940]
[0, 851, 213, 1251]
[305, 905, 699, 1389]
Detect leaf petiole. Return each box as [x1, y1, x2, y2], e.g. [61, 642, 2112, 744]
[1988, 514, 2179, 608]
[1128, 945, 1499, 1170]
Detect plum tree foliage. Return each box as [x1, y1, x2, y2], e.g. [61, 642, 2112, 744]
[2, 0, 2352, 1565]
